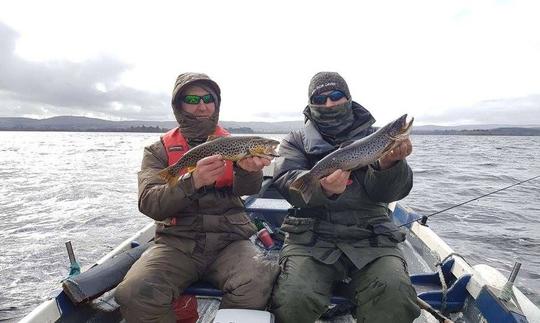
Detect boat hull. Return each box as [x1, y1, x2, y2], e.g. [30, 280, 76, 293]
[20, 179, 540, 323]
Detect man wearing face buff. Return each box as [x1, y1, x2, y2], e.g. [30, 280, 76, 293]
[115, 73, 279, 323]
[270, 72, 420, 322]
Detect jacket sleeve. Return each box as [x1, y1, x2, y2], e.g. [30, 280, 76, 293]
[363, 159, 413, 203]
[273, 132, 334, 208]
[232, 165, 263, 196]
[137, 141, 196, 221]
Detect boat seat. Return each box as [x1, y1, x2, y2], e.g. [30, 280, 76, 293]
[184, 281, 352, 305]
[185, 259, 472, 312]
[184, 281, 224, 298]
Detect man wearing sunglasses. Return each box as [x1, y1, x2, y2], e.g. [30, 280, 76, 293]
[115, 73, 278, 323]
[271, 72, 420, 323]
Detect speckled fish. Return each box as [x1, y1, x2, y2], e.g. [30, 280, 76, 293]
[159, 136, 280, 186]
[291, 114, 414, 202]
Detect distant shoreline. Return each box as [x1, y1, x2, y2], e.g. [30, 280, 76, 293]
[1, 115, 539, 136]
[411, 128, 540, 136]
[0, 127, 281, 134]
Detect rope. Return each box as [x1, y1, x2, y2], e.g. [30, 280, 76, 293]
[435, 255, 449, 314]
[436, 252, 472, 268]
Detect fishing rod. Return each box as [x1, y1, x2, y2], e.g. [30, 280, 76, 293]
[259, 173, 539, 236]
[398, 174, 540, 229]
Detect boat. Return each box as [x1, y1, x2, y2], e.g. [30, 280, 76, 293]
[20, 175, 540, 323]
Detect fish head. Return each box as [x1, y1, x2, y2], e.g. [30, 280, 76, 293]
[250, 138, 281, 158]
[383, 114, 414, 140]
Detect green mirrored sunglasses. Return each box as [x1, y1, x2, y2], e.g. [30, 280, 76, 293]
[182, 94, 215, 105]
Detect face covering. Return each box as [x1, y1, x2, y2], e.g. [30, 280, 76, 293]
[176, 109, 219, 147]
[308, 100, 354, 144]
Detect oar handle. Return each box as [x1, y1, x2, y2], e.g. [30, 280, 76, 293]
[417, 297, 454, 323]
[508, 262, 521, 283]
[65, 241, 76, 265]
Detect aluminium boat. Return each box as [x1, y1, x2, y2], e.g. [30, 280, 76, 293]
[20, 176, 540, 323]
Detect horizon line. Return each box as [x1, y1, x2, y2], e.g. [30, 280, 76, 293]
[1, 115, 540, 127]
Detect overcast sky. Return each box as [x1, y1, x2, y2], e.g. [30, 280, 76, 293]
[1, 0, 539, 126]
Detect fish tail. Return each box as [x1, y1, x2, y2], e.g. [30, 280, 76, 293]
[290, 172, 317, 203]
[158, 167, 180, 187]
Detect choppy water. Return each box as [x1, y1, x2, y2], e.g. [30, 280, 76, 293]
[0, 131, 539, 321]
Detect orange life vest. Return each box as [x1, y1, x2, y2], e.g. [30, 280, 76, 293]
[161, 126, 234, 188]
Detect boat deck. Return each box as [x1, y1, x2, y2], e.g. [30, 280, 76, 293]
[191, 236, 445, 323]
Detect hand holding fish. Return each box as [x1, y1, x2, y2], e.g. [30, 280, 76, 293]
[237, 156, 272, 172]
[192, 155, 226, 189]
[290, 114, 414, 203]
[320, 169, 351, 197]
[158, 136, 280, 187]
[378, 138, 413, 170]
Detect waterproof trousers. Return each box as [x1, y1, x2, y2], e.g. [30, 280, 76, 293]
[271, 254, 421, 323]
[115, 241, 278, 323]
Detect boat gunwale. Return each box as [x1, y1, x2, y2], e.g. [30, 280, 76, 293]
[19, 198, 540, 323]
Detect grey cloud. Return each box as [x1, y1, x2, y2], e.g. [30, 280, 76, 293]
[419, 95, 540, 125]
[0, 22, 171, 120]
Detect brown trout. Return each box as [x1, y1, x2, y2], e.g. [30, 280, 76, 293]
[291, 114, 414, 202]
[159, 136, 280, 187]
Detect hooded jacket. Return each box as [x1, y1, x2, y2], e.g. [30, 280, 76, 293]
[137, 73, 261, 254]
[273, 102, 413, 269]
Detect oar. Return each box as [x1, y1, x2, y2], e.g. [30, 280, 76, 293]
[65, 241, 81, 277]
[416, 297, 454, 323]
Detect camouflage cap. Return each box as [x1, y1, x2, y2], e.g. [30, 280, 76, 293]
[171, 72, 221, 109]
[308, 72, 351, 101]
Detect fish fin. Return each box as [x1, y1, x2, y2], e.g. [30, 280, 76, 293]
[338, 140, 355, 148]
[266, 145, 280, 157]
[158, 167, 180, 187]
[207, 135, 220, 141]
[248, 146, 281, 159]
[231, 153, 248, 163]
[394, 133, 411, 141]
[251, 152, 273, 160]
[384, 133, 400, 141]
[385, 132, 410, 142]
[237, 152, 249, 160]
[186, 166, 197, 173]
[290, 172, 316, 203]
[247, 148, 267, 159]
[380, 141, 399, 157]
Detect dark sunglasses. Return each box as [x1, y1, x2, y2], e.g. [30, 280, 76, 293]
[311, 90, 347, 105]
[181, 94, 215, 105]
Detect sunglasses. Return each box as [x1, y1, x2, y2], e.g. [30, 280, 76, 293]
[311, 90, 347, 105]
[181, 94, 215, 105]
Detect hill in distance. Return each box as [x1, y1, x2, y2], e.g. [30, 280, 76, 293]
[1, 116, 539, 135]
[0, 116, 302, 133]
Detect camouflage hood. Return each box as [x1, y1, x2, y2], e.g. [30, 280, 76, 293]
[171, 73, 222, 142]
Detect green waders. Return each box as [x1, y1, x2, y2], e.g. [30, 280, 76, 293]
[115, 241, 278, 323]
[272, 255, 420, 323]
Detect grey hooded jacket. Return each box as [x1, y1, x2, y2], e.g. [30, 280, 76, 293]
[273, 102, 413, 269]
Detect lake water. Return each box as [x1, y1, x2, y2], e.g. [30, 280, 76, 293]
[0, 131, 539, 321]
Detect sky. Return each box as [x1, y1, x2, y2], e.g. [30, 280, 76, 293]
[0, 0, 539, 126]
